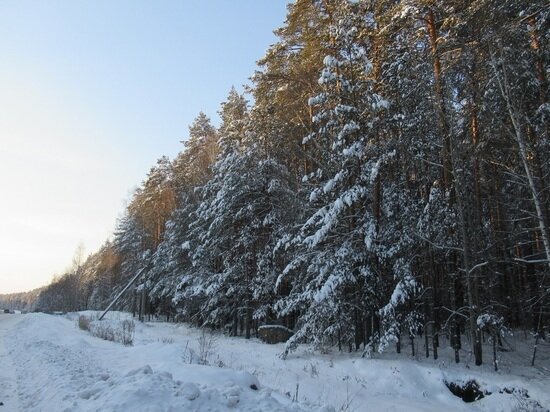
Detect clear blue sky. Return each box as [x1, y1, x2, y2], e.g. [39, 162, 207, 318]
[0, 1, 289, 293]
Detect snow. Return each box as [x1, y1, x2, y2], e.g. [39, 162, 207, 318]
[1, 312, 550, 411]
[313, 274, 343, 303]
[258, 325, 293, 333]
[1, 313, 306, 412]
[322, 170, 345, 194]
[322, 55, 337, 68]
[0, 313, 20, 411]
[395, 5, 418, 20]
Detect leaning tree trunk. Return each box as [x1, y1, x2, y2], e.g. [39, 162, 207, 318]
[493, 57, 550, 276]
[492, 53, 550, 366]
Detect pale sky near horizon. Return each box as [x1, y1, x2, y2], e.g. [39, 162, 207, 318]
[0, 1, 288, 294]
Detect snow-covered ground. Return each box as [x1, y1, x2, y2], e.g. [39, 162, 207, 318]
[1, 312, 549, 411]
[0, 313, 21, 411]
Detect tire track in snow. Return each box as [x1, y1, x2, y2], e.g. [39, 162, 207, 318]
[5, 314, 111, 411]
[0, 314, 23, 412]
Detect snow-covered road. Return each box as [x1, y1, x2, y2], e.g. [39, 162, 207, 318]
[1, 312, 549, 411]
[0, 313, 22, 411]
[0, 313, 309, 412]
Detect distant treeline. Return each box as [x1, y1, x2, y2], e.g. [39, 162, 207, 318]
[0, 288, 43, 312]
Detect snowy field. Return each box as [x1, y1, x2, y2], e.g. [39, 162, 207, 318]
[1, 312, 549, 411]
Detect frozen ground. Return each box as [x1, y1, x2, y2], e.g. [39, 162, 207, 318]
[0, 312, 549, 411]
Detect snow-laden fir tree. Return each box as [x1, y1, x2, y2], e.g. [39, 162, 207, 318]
[182, 90, 298, 338]
[275, 0, 420, 357]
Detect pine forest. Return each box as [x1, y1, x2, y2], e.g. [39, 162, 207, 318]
[3, 0, 549, 370]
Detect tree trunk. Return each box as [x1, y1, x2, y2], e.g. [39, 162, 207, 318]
[432, 324, 438, 360]
[396, 332, 401, 354]
[528, 17, 547, 105]
[449, 84, 483, 365]
[426, 9, 452, 189]
[245, 303, 252, 340]
[424, 322, 430, 359]
[232, 308, 238, 337]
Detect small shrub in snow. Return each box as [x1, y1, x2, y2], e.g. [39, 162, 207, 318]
[361, 342, 373, 359]
[78, 315, 91, 331]
[337, 381, 356, 412]
[182, 340, 200, 364]
[118, 319, 135, 346]
[197, 329, 216, 365]
[182, 330, 217, 366]
[303, 362, 319, 378]
[92, 322, 116, 342]
[78, 315, 134, 346]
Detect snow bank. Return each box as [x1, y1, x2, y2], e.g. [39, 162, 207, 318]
[3, 313, 311, 411]
[2, 312, 549, 411]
